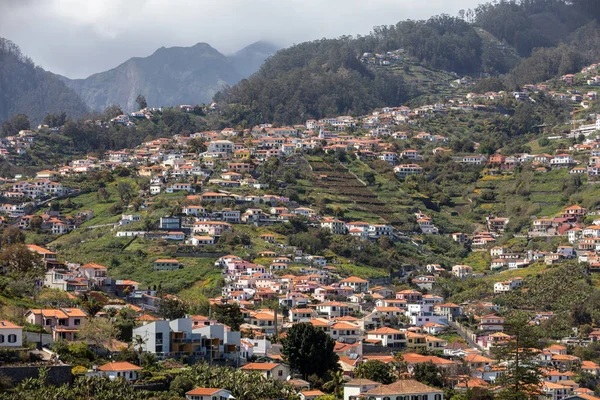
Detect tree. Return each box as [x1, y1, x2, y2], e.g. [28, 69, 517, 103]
[492, 311, 542, 400]
[43, 112, 67, 128]
[78, 318, 118, 355]
[80, 295, 104, 317]
[157, 296, 188, 320]
[355, 360, 395, 384]
[323, 370, 345, 398]
[38, 289, 72, 308]
[211, 303, 244, 331]
[135, 94, 147, 110]
[131, 334, 147, 366]
[116, 181, 134, 205]
[29, 215, 43, 232]
[1, 226, 25, 246]
[96, 187, 111, 202]
[364, 171, 376, 185]
[1, 114, 30, 137]
[104, 105, 123, 119]
[188, 138, 207, 153]
[282, 322, 339, 378]
[170, 374, 195, 396]
[0, 244, 45, 284]
[412, 362, 446, 388]
[114, 307, 137, 342]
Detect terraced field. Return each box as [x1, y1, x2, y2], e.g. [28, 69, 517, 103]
[307, 158, 400, 224]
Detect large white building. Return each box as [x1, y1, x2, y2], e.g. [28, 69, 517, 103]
[207, 140, 235, 154]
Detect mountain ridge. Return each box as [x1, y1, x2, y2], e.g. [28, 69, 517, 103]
[60, 41, 279, 112]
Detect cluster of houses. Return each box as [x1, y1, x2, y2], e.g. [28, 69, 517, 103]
[0, 129, 37, 159]
[6, 263, 600, 400]
[360, 49, 405, 66]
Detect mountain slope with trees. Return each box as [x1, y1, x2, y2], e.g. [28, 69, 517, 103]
[215, 0, 600, 126]
[0, 38, 89, 125]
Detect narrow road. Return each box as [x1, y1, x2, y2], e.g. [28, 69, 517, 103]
[448, 320, 481, 350]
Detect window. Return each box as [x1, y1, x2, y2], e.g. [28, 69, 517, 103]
[45, 319, 51, 325]
[74, 319, 81, 326]
[0, 335, 4, 343]
[8, 334, 16, 343]
[435, 395, 442, 400]
[278, 369, 283, 376]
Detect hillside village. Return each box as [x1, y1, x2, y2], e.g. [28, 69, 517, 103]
[3, 58, 600, 399]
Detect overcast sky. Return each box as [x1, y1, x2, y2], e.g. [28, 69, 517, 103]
[0, 0, 485, 79]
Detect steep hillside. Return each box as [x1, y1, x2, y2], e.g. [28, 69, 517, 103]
[0, 38, 89, 124]
[215, 1, 600, 125]
[62, 42, 278, 112]
[213, 15, 516, 125]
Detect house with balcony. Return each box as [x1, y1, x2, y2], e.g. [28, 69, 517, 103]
[550, 154, 574, 168]
[329, 322, 361, 343]
[365, 327, 406, 348]
[25, 308, 87, 341]
[78, 263, 108, 287]
[340, 276, 369, 293]
[321, 218, 347, 234]
[478, 314, 505, 332]
[315, 301, 355, 318]
[132, 318, 240, 362]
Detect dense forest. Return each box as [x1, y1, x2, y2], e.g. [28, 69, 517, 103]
[215, 0, 600, 125]
[0, 38, 89, 125]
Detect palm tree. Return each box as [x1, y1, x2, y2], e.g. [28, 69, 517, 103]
[323, 370, 345, 398]
[131, 334, 147, 366]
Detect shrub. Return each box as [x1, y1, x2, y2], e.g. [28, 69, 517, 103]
[72, 366, 88, 375]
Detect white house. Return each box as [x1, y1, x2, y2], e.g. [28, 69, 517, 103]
[96, 361, 142, 382]
[186, 388, 233, 400]
[0, 320, 23, 347]
[365, 327, 406, 348]
[494, 277, 523, 294]
[451, 265, 473, 279]
[550, 154, 574, 167]
[239, 362, 290, 381]
[207, 140, 235, 154]
[340, 276, 369, 293]
[189, 235, 215, 246]
[344, 379, 443, 400]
